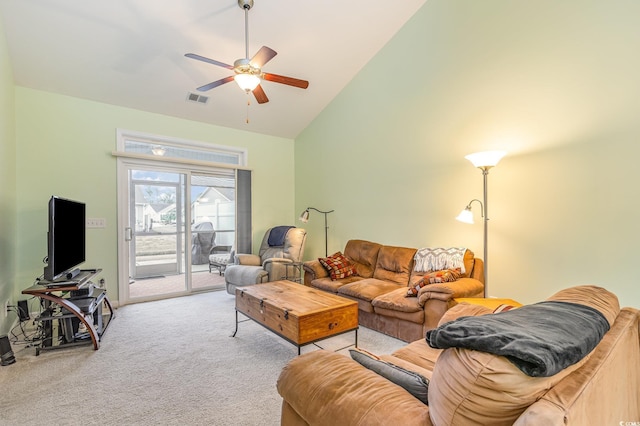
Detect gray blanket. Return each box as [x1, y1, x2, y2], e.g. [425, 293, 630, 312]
[426, 301, 610, 377]
[267, 226, 294, 246]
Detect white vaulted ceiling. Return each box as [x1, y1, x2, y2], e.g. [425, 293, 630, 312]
[0, 0, 427, 138]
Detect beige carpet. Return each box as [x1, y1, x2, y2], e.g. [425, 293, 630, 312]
[0, 289, 406, 425]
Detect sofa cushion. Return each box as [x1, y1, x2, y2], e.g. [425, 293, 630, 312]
[372, 287, 423, 313]
[392, 339, 443, 373]
[428, 345, 589, 426]
[343, 239, 382, 279]
[547, 285, 620, 327]
[349, 348, 430, 404]
[319, 251, 358, 280]
[427, 285, 619, 425]
[438, 302, 493, 326]
[310, 276, 361, 293]
[338, 278, 403, 302]
[277, 350, 431, 425]
[372, 245, 417, 285]
[371, 307, 425, 324]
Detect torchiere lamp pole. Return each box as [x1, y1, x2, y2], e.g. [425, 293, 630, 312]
[456, 150, 506, 296]
[298, 207, 334, 257]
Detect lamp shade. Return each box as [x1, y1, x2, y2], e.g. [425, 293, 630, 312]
[298, 209, 310, 223]
[234, 73, 260, 92]
[465, 150, 506, 169]
[455, 207, 475, 224]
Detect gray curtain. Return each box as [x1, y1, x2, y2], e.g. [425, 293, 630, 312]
[236, 169, 252, 254]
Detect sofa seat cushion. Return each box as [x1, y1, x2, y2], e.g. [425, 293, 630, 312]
[392, 339, 443, 373]
[373, 307, 425, 324]
[337, 278, 403, 303]
[310, 276, 362, 293]
[277, 350, 432, 425]
[372, 286, 426, 323]
[372, 287, 423, 313]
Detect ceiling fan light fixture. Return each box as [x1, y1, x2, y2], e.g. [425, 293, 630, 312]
[185, 0, 308, 105]
[234, 73, 261, 92]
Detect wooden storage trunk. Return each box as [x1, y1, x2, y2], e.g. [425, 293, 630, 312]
[235, 280, 358, 346]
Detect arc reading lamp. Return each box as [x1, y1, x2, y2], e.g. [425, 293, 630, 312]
[456, 150, 506, 296]
[298, 207, 334, 257]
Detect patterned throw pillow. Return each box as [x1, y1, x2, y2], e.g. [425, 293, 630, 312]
[406, 268, 462, 297]
[493, 304, 519, 313]
[406, 278, 426, 297]
[319, 251, 357, 280]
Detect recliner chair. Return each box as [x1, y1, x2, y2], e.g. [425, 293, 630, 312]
[224, 226, 307, 294]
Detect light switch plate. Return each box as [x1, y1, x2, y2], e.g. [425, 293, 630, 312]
[86, 218, 106, 228]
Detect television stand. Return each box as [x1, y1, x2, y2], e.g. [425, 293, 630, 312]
[22, 269, 114, 354]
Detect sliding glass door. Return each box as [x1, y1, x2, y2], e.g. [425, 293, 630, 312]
[119, 165, 236, 302]
[115, 130, 250, 305]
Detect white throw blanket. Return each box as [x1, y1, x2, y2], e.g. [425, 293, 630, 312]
[414, 247, 467, 274]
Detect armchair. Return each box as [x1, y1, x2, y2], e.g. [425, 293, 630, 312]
[224, 226, 307, 294]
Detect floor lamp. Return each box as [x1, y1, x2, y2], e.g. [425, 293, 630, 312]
[456, 150, 506, 296]
[298, 207, 334, 257]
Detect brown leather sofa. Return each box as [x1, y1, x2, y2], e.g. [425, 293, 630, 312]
[277, 285, 640, 425]
[302, 239, 485, 342]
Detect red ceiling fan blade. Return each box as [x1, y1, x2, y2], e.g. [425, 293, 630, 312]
[197, 76, 235, 92]
[263, 73, 309, 89]
[185, 53, 234, 70]
[252, 84, 269, 104]
[250, 46, 277, 68]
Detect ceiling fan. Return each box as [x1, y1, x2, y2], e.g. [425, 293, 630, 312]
[185, 0, 309, 104]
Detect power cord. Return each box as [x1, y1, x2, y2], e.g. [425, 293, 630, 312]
[6, 298, 46, 348]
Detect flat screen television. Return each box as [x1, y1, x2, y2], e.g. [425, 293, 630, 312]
[43, 196, 86, 282]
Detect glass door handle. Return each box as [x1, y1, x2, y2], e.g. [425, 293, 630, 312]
[125, 227, 133, 241]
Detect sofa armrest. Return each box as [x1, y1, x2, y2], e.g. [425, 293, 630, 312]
[235, 253, 261, 266]
[277, 350, 431, 426]
[302, 259, 329, 286]
[417, 277, 484, 305]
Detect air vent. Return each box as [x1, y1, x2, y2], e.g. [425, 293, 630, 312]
[186, 92, 209, 104]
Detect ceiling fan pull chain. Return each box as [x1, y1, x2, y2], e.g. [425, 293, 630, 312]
[246, 95, 251, 124]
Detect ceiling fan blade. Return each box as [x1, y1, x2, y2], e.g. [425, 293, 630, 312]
[197, 76, 235, 92]
[250, 46, 277, 68]
[185, 53, 233, 70]
[252, 84, 269, 104]
[263, 73, 309, 89]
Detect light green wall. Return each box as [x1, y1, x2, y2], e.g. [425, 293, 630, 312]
[296, 0, 640, 308]
[14, 87, 295, 303]
[0, 16, 16, 335]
